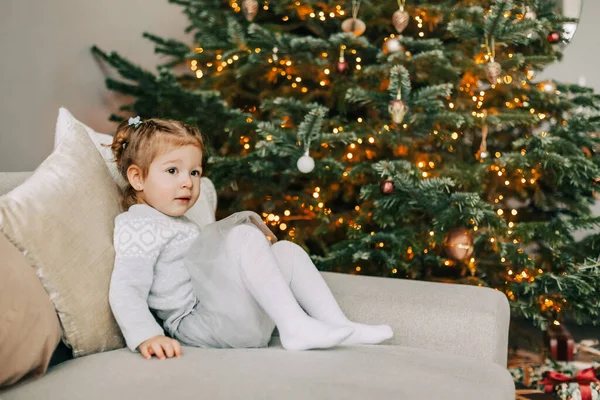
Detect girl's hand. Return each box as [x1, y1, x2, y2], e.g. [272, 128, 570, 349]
[138, 335, 182, 360]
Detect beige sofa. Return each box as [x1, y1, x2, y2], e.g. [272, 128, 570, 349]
[0, 171, 515, 399]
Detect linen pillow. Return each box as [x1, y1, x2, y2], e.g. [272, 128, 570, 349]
[0, 116, 125, 357]
[54, 108, 217, 228]
[0, 233, 62, 387]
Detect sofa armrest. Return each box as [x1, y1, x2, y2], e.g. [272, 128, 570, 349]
[322, 271, 510, 366]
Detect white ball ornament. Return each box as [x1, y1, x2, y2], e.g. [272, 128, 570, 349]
[297, 152, 315, 173]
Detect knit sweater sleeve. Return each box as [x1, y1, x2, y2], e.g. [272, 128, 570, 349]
[109, 214, 174, 351]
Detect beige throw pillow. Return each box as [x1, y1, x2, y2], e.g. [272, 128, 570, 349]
[0, 117, 125, 357]
[0, 233, 62, 387]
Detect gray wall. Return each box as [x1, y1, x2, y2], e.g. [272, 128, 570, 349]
[0, 0, 599, 219]
[0, 0, 190, 172]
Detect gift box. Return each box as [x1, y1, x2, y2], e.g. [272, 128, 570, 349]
[539, 368, 600, 400]
[545, 323, 575, 362]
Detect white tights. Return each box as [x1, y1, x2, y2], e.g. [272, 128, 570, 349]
[229, 225, 393, 351]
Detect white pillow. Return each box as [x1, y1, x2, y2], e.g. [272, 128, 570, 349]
[54, 108, 217, 229]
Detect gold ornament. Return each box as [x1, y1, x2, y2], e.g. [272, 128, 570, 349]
[383, 37, 404, 54]
[388, 99, 409, 124]
[443, 228, 475, 261]
[392, 0, 409, 33]
[392, 10, 409, 33]
[341, 18, 366, 37]
[486, 58, 501, 84]
[524, 6, 536, 20]
[241, 0, 259, 21]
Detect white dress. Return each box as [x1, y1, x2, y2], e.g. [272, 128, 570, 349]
[175, 211, 279, 349]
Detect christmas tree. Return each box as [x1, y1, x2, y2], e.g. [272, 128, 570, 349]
[92, 0, 600, 328]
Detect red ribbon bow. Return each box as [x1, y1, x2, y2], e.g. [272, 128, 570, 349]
[540, 367, 598, 400]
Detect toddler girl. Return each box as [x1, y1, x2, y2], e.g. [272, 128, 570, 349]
[108, 117, 393, 360]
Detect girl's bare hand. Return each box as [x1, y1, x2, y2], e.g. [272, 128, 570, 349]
[138, 335, 182, 360]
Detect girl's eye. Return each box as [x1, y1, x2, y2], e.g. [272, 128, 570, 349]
[167, 168, 177, 174]
[191, 170, 200, 177]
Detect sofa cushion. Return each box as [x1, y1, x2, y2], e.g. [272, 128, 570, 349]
[0, 234, 62, 388]
[53, 108, 217, 229]
[0, 342, 515, 400]
[0, 112, 125, 357]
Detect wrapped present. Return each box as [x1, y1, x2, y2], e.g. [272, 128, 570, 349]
[545, 323, 575, 362]
[539, 368, 600, 400]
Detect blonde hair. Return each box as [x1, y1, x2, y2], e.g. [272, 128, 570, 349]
[111, 118, 204, 210]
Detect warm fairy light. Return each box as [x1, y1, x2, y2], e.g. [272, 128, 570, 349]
[495, 152, 501, 158]
[505, 180, 510, 186]
[301, 87, 308, 93]
[318, 202, 324, 208]
[422, 172, 428, 177]
[196, 70, 203, 78]
[392, 269, 397, 274]
[429, 162, 435, 168]
[279, 223, 287, 230]
[497, 209, 504, 216]
[508, 222, 514, 228]
[501, 257, 506, 262]
[266, 135, 272, 141]
[357, 117, 363, 122]
[490, 238, 495, 243]
[511, 209, 518, 215]
[320, 81, 326, 86]
[295, 77, 302, 82]
[508, 270, 513, 275]
[350, 143, 356, 149]
[451, 132, 459, 140]
[282, 16, 289, 21]
[429, 231, 434, 236]
[324, 68, 330, 75]
[347, 152, 353, 159]
[473, 226, 478, 231]
[333, 128, 339, 133]
[449, 102, 455, 109]
[244, 144, 250, 149]
[368, 137, 375, 143]
[418, 162, 425, 168]
[284, 210, 290, 216]
[313, 192, 319, 199]
[356, 266, 361, 272]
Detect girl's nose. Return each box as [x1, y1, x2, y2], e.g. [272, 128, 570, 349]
[181, 174, 193, 188]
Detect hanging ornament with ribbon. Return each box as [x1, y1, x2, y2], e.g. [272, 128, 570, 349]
[476, 111, 489, 161]
[484, 35, 501, 84]
[297, 150, 315, 173]
[241, 0, 259, 21]
[341, 0, 366, 37]
[337, 45, 349, 74]
[392, 0, 410, 33]
[388, 89, 409, 124]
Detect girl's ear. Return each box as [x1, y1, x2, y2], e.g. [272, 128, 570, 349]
[127, 165, 144, 191]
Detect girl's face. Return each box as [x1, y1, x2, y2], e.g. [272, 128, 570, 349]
[134, 145, 203, 217]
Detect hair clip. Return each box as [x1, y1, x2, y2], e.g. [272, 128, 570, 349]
[128, 116, 142, 128]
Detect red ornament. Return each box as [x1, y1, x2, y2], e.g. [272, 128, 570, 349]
[380, 180, 395, 195]
[547, 31, 561, 44]
[337, 60, 349, 74]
